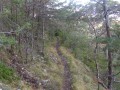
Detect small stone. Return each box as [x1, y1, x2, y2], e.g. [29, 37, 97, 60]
[43, 69, 47, 73]
[41, 79, 50, 84]
[0, 83, 2, 86]
[41, 57, 44, 59]
[39, 83, 42, 85]
[17, 89, 21, 90]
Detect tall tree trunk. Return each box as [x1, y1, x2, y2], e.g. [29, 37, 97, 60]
[0, 0, 3, 12]
[88, 18, 100, 90]
[103, 0, 113, 89]
[41, 1, 45, 57]
[11, 0, 13, 21]
[31, 0, 35, 61]
[37, 6, 40, 53]
[0, 0, 3, 31]
[24, 0, 28, 63]
[41, 15, 45, 57]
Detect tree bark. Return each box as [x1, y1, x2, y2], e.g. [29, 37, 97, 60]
[41, 1, 45, 57]
[103, 0, 113, 90]
[87, 17, 100, 90]
[31, 0, 35, 61]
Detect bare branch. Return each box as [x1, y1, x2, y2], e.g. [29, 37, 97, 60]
[98, 80, 108, 89]
[0, 32, 13, 34]
[114, 81, 120, 83]
[113, 71, 120, 77]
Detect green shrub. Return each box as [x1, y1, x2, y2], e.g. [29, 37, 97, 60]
[0, 34, 16, 47]
[0, 61, 18, 83]
[83, 75, 91, 83]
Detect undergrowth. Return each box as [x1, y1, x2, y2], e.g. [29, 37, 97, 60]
[0, 61, 19, 83]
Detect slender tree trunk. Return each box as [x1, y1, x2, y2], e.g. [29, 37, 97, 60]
[37, 7, 40, 53]
[24, 0, 28, 63]
[16, 3, 22, 59]
[94, 43, 100, 90]
[25, 33, 28, 63]
[11, 0, 13, 21]
[41, 15, 45, 57]
[0, 0, 3, 31]
[0, 0, 3, 12]
[103, 0, 113, 90]
[31, 0, 35, 61]
[15, 4, 17, 23]
[40, 1, 45, 57]
[88, 19, 100, 90]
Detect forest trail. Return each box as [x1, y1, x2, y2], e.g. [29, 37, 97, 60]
[56, 38, 72, 90]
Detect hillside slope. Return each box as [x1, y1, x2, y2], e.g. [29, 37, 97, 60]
[0, 41, 104, 90]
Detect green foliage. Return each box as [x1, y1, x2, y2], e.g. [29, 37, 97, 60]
[1, 8, 11, 16]
[16, 22, 32, 35]
[57, 29, 98, 70]
[0, 35, 16, 47]
[112, 24, 120, 52]
[0, 61, 18, 83]
[62, 31, 89, 58]
[96, 36, 120, 53]
[113, 24, 120, 38]
[48, 29, 66, 42]
[12, 0, 24, 5]
[96, 37, 110, 44]
[83, 75, 91, 83]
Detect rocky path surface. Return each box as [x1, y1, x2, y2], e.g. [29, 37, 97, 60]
[56, 38, 72, 90]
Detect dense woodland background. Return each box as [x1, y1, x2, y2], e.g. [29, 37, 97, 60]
[0, 0, 120, 90]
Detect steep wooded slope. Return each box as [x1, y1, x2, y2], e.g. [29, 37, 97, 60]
[0, 41, 104, 90]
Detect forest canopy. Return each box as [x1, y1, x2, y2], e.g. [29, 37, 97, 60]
[0, 0, 120, 90]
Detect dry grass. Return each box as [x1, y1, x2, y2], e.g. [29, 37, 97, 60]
[25, 46, 64, 90]
[60, 46, 104, 90]
[0, 44, 104, 90]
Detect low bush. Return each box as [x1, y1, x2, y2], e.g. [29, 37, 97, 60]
[0, 61, 18, 83]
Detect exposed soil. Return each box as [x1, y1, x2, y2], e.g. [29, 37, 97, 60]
[56, 38, 72, 90]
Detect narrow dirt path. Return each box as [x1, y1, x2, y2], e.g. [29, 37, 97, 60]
[56, 38, 72, 90]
